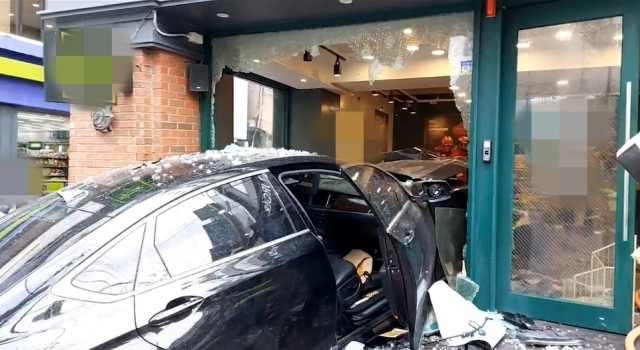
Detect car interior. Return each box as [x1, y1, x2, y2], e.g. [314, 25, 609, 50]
[279, 171, 394, 337]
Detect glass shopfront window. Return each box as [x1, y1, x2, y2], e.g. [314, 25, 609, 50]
[0, 0, 46, 40]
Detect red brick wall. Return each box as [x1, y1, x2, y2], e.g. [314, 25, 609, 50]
[68, 49, 200, 183]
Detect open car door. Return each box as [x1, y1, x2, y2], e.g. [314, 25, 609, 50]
[340, 164, 438, 350]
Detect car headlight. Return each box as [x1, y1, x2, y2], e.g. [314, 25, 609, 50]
[422, 181, 451, 202]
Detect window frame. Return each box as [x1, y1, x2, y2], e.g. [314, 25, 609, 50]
[52, 168, 312, 302]
[7, 0, 46, 40]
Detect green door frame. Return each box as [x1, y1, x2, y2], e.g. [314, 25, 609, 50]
[494, 0, 639, 333]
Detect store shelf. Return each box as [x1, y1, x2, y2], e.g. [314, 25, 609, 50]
[17, 147, 69, 195]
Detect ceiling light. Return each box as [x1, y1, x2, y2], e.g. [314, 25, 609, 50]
[339, 0, 353, 3]
[388, 92, 394, 104]
[464, 99, 472, 103]
[32, 3, 40, 7]
[216, 13, 229, 18]
[333, 58, 342, 77]
[253, 59, 260, 63]
[300, 78, 307, 82]
[431, 50, 445, 56]
[403, 28, 412, 35]
[556, 80, 568, 85]
[555, 30, 572, 40]
[614, 34, 623, 41]
[410, 110, 416, 114]
[450, 86, 459, 91]
[303, 51, 313, 62]
[45, 24, 53, 28]
[362, 55, 374, 60]
[457, 92, 466, 97]
[8, 13, 13, 16]
[516, 42, 531, 49]
[586, 95, 596, 100]
[402, 103, 409, 110]
[372, 91, 379, 96]
[407, 45, 420, 52]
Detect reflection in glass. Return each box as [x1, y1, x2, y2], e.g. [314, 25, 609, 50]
[233, 77, 276, 148]
[511, 17, 621, 306]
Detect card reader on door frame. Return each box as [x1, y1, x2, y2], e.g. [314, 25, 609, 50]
[482, 140, 491, 162]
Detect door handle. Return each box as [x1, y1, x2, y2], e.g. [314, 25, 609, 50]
[624, 81, 632, 242]
[149, 296, 204, 326]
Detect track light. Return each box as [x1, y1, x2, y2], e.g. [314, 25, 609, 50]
[402, 102, 409, 110]
[388, 91, 394, 104]
[372, 91, 379, 96]
[303, 51, 313, 62]
[333, 58, 342, 77]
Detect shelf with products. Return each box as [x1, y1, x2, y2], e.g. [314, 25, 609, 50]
[17, 147, 70, 196]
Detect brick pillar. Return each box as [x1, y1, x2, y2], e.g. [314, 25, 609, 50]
[68, 49, 200, 183]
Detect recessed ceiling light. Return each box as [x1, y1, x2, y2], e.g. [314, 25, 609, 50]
[300, 78, 307, 82]
[8, 13, 13, 16]
[372, 91, 379, 96]
[216, 12, 229, 18]
[516, 42, 531, 49]
[403, 28, 412, 35]
[407, 45, 420, 52]
[450, 86, 459, 91]
[32, 3, 40, 7]
[555, 30, 572, 40]
[253, 59, 260, 63]
[45, 24, 53, 28]
[339, 0, 353, 3]
[556, 80, 568, 85]
[464, 99, 472, 103]
[431, 50, 445, 56]
[457, 93, 466, 97]
[410, 111, 416, 114]
[362, 55, 374, 60]
[614, 34, 623, 41]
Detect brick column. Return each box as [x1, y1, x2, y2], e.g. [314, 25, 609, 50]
[68, 49, 200, 183]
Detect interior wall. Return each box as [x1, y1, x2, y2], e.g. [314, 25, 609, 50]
[214, 74, 235, 149]
[289, 88, 339, 157]
[393, 102, 463, 150]
[340, 92, 393, 163]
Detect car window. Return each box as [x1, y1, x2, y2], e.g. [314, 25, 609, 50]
[318, 174, 360, 196]
[71, 225, 145, 295]
[154, 173, 297, 277]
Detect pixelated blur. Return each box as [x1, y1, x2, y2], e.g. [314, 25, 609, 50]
[0, 155, 43, 209]
[43, 28, 134, 106]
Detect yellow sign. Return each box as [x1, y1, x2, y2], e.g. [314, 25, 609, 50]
[0, 57, 44, 82]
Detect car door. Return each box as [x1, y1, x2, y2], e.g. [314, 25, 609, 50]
[340, 164, 437, 350]
[132, 171, 336, 350]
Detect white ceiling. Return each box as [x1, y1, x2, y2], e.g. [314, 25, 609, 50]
[18, 112, 70, 133]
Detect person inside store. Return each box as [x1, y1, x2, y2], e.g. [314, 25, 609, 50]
[435, 136, 454, 157]
[451, 136, 469, 157]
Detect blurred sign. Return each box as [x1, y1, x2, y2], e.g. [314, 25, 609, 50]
[460, 60, 472, 75]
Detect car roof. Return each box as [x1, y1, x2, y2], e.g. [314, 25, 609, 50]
[56, 148, 335, 217]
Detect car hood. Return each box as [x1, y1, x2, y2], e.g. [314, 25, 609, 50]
[377, 158, 468, 181]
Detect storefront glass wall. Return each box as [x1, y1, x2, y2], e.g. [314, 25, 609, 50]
[0, 0, 46, 40]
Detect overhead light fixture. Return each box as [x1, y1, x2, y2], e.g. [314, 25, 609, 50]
[32, 3, 40, 7]
[388, 91, 395, 104]
[45, 24, 53, 28]
[457, 92, 466, 97]
[410, 110, 416, 115]
[555, 30, 572, 40]
[407, 45, 420, 52]
[372, 91, 379, 96]
[333, 58, 342, 77]
[216, 12, 230, 18]
[339, 0, 353, 3]
[402, 102, 409, 110]
[516, 42, 531, 49]
[614, 34, 623, 41]
[8, 13, 13, 16]
[464, 99, 472, 103]
[450, 85, 459, 91]
[303, 50, 313, 62]
[300, 78, 307, 82]
[253, 59, 260, 63]
[431, 49, 445, 56]
[556, 80, 568, 85]
[362, 55, 374, 60]
[403, 28, 412, 35]
[586, 95, 596, 100]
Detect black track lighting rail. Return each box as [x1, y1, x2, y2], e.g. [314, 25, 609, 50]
[319, 45, 346, 61]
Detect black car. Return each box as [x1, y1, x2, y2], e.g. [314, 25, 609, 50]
[0, 148, 444, 350]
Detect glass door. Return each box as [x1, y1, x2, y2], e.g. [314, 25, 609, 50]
[496, 0, 639, 333]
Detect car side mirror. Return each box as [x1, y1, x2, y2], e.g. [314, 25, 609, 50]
[403, 179, 452, 203]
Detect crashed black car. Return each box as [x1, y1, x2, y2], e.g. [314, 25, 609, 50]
[0, 148, 446, 350]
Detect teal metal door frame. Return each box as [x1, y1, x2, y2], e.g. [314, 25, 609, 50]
[493, 0, 639, 333]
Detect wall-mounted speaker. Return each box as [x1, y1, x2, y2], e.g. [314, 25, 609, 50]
[188, 64, 210, 92]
